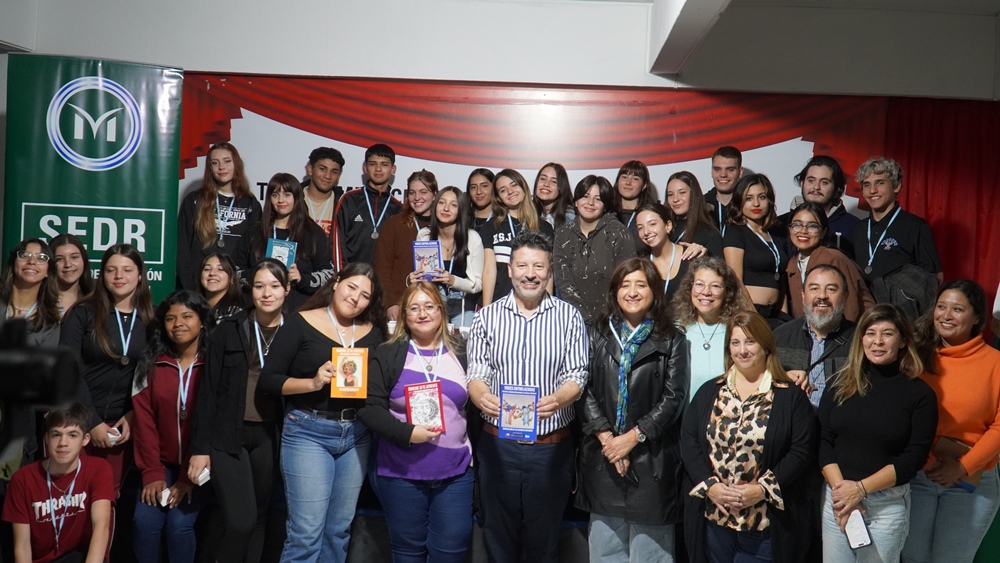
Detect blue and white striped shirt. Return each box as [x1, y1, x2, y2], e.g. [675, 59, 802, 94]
[467, 291, 589, 435]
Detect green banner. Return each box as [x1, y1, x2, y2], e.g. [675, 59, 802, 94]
[4, 54, 182, 300]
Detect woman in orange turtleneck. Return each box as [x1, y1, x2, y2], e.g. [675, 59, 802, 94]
[902, 280, 1000, 563]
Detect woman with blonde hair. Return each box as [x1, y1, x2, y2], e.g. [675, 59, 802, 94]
[819, 304, 937, 562]
[681, 311, 816, 562]
[480, 169, 553, 305]
[359, 281, 472, 562]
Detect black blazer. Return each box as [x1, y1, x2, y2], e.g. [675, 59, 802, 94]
[680, 376, 818, 563]
[358, 340, 468, 447]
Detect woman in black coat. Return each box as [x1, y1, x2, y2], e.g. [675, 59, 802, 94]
[680, 311, 817, 563]
[575, 257, 690, 561]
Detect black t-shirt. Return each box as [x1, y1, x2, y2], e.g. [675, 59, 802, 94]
[704, 188, 731, 236]
[258, 312, 384, 413]
[723, 223, 790, 289]
[480, 217, 554, 300]
[851, 203, 942, 282]
[671, 217, 724, 257]
[61, 305, 147, 428]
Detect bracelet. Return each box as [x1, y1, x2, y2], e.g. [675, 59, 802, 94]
[859, 480, 869, 498]
[855, 481, 868, 500]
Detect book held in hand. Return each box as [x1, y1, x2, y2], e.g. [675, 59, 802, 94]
[330, 347, 368, 399]
[412, 240, 443, 281]
[404, 381, 446, 432]
[266, 238, 298, 268]
[498, 384, 539, 442]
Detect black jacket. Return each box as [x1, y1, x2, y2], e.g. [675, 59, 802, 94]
[358, 340, 468, 447]
[574, 325, 689, 524]
[681, 378, 818, 563]
[190, 311, 280, 456]
[176, 190, 262, 291]
[773, 318, 856, 390]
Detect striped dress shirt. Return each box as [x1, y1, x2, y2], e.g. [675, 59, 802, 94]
[467, 291, 590, 435]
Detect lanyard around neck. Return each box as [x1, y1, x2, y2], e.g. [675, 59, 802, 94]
[116, 309, 137, 359]
[364, 189, 391, 234]
[176, 358, 197, 413]
[409, 339, 445, 382]
[305, 189, 333, 224]
[746, 224, 780, 278]
[46, 459, 81, 553]
[866, 206, 902, 269]
[254, 313, 284, 367]
[608, 318, 642, 351]
[216, 195, 236, 242]
[327, 306, 356, 347]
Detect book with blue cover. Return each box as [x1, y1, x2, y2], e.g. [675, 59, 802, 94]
[498, 384, 539, 441]
[412, 240, 442, 281]
[266, 238, 297, 268]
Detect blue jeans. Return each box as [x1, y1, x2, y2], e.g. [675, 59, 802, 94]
[705, 522, 772, 563]
[133, 463, 210, 563]
[588, 513, 675, 563]
[822, 482, 910, 563]
[373, 466, 474, 563]
[279, 409, 371, 563]
[902, 467, 1000, 563]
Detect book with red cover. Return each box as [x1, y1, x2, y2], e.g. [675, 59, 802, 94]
[404, 381, 445, 432]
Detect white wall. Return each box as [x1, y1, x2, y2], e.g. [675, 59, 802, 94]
[0, 0, 36, 52]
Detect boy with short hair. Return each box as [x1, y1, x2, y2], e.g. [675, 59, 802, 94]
[3, 403, 113, 563]
[331, 143, 403, 267]
[304, 146, 346, 237]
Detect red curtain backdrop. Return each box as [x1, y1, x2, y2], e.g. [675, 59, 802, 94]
[178, 73, 998, 315]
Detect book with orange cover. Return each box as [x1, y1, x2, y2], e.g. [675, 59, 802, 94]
[330, 347, 368, 399]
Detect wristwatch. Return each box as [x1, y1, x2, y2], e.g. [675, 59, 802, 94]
[633, 427, 647, 443]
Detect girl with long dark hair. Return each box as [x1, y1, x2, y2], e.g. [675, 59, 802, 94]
[132, 290, 215, 563]
[50, 233, 94, 314]
[0, 238, 61, 345]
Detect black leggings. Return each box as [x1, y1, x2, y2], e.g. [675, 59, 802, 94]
[210, 421, 277, 563]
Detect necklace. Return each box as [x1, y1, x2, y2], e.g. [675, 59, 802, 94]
[695, 322, 722, 351]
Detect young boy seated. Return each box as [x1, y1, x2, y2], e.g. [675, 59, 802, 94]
[2, 403, 113, 563]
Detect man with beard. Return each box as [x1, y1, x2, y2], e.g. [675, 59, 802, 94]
[774, 264, 856, 408]
[778, 155, 859, 259]
[467, 230, 589, 563]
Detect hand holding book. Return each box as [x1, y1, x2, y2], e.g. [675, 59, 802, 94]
[410, 425, 443, 444]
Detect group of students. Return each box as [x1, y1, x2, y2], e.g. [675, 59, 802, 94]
[0, 137, 997, 563]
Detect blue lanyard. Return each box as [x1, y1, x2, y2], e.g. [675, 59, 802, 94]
[718, 204, 727, 237]
[663, 243, 677, 292]
[327, 306, 356, 347]
[254, 313, 284, 368]
[409, 339, 445, 382]
[216, 195, 236, 243]
[305, 191, 333, 224]
[46, 459, 81, 553]
[625, 211, 636, 228]
[176, 358, 196, 414]
[5, 302, 37, 320]
[506, 215, 518, 239]
[115, 309, 137, 358]
[866, 206, 902, 269]
[608, 318, 642, 351]
[746, 225, 781, 278]
[364, 190, 391, 234]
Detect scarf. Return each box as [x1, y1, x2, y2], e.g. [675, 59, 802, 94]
[612, 319, 653, 433]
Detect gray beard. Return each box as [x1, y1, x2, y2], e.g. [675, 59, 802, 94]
[804, 301, 845, 332]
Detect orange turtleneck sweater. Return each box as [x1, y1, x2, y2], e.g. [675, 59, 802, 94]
[920, 335, 1000, 475]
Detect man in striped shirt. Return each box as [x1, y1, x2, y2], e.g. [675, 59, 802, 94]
[468, 230, 590, 563]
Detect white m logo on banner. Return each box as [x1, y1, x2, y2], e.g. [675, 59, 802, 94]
[67, 104, 123, 142]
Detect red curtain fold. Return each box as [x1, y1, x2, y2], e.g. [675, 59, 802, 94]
[886, 97, 1000, 318]
[179, 74, 885, 171]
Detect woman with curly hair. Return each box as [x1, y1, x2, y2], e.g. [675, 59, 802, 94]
[672, 256, 751, 400]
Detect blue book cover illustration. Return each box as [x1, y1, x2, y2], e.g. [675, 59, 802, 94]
[266, 238, 297, 268]
[412, 240, 442, 281]
[498, 384, 539, 441]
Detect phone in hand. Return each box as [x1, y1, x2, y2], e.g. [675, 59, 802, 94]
[845, 509, 872, 549]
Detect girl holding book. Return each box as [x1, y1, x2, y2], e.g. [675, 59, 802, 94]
[259, 263, 388, 563]
[375, 170, 438, 320]
[904, 280, 1000, 563]
[51, 233, 94, 315]
[241, 172, 333, 312]
[412, 187, 484, 327]
[189, 259, 289, 563]
[359, 281, 472, 563]
[132, 290, 214, 563]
